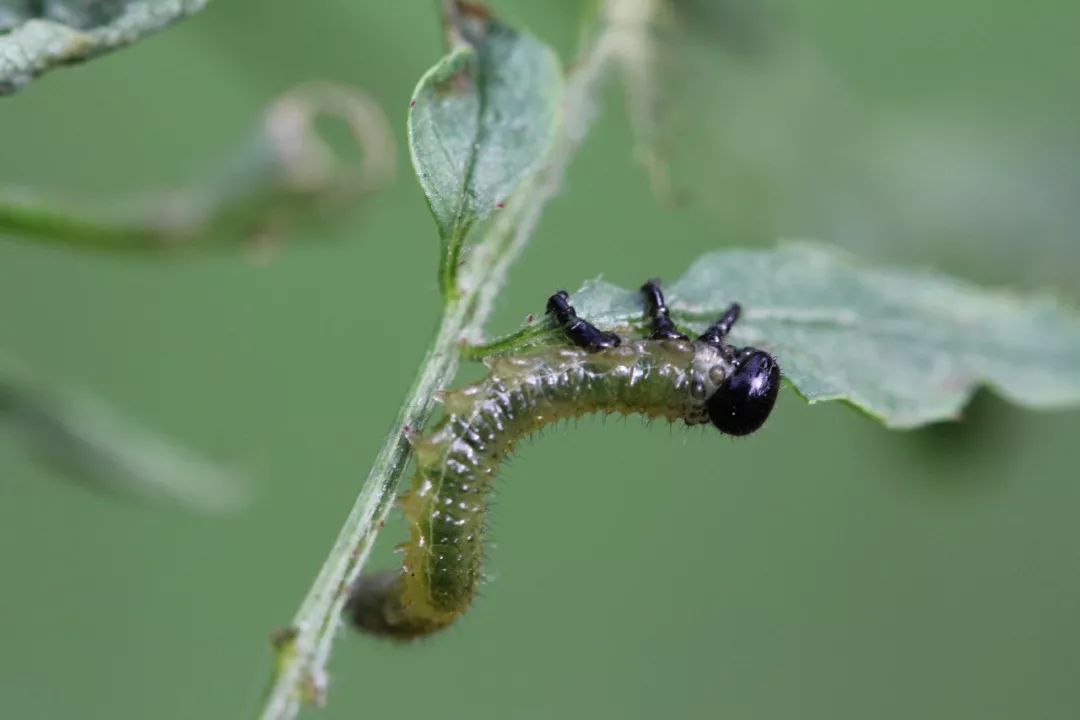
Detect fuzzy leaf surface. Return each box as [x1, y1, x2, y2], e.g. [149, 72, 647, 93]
[487, 244, 1080, 428]
[0, 0, 207, 94]
[408, 13, 562, 248]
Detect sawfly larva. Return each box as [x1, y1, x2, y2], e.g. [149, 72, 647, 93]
[347, 280, 781, 639]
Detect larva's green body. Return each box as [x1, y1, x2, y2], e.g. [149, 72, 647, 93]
[349, 337, 737, 639]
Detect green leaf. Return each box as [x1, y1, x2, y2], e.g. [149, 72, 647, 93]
[0, 353, 246, 513]
[408, 8, 563, 294]
[0, 0, 209, 94]
[478, 244, 1080, 428]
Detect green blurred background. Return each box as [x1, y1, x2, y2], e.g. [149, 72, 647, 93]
[2, 1, 1079, 718]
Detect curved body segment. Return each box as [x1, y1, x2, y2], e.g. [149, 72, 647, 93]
[348, 281, 780, 640]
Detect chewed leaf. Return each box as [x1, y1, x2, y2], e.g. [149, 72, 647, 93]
[0, 0, 208, 94]
[408, 8, 562, 251]
[482, 244, 1080, 428]
[0, 355, 246, 513]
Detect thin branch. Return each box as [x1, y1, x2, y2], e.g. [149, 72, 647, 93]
[0, 352, 247, 514]
[0, 82, 394, 255]
[257, 2, 658, 717]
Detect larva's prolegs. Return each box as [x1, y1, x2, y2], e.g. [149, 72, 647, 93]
[347, 281, 783, 640]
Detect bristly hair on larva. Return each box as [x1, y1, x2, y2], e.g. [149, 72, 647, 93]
[347, 280, 781, 640]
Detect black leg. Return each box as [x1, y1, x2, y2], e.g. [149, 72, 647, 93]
[547, 291, 621, 351]
[641, 279, 688, 341]
[697, 303, 741, 349]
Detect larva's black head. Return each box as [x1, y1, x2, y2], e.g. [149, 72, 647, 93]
[706, 350, 781, 436]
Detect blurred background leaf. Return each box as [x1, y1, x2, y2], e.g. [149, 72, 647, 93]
[0, 351, 246, 513]
[642, 0, 1080, 296]
[0, 0, 209, 94]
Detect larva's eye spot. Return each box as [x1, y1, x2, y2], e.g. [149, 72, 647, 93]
[706, 350, 781, 436]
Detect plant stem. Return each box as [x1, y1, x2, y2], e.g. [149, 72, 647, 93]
[256, 192, 535, 720]
[0, 82, 393, 255]
[0, 197, 157, 251]
[257, 3, 655, 716]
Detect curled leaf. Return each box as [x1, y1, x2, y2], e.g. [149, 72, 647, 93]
[0, 81, 395, 254]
